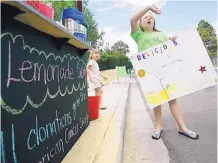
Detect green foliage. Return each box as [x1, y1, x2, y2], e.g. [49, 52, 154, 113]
[42, 0, 76, 21]
[197, 20, 217, 59]
[111, 40, 130, 55]
[42, 0, 104, 48]
[40, 1, 131, 70]
[98, 41, 133, 70]
[84, 7, 104, 48]
[39, 1, 132, 70]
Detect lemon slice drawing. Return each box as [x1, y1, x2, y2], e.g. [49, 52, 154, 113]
[138, 69, 146, 78]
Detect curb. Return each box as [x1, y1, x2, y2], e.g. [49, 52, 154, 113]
[134, 76, 174, 162]
[92, 83, 130, 163]
[122, 81, 171, 163]
[134, 76, 155, 123]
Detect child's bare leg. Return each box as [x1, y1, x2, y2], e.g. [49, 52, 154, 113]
[95, 87, 106, 109]
[95, 87, 103, 105]
[153, 105, 162, 130]
[169, 99, 199, 139]
[168, 99, 187, 131]
[152, 105, 163, 139]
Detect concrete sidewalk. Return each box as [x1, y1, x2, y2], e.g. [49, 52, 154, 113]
[62, 78, 171, 163]
[62, 82, 129, 163]
[123, 83, 170, 163]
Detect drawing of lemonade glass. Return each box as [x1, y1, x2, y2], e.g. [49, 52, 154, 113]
[143, 75, 167, 106]
[146, 82, 177, 107]
[155, 58, 186, 100]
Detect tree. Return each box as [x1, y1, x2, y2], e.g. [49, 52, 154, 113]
[111, 40, 130, 55]
[84, 7, 104, 48]
[42, 1, 76, 21]
[197, 20, 217, 60]
[98, 41, 132, 70]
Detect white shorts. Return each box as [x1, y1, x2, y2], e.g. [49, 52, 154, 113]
[88, 78, 102, 90]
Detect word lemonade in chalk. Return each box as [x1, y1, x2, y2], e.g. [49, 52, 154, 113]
[130, 29, 217, 109]
[1, 31, 89, 162]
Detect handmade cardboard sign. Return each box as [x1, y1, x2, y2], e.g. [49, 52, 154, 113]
[130, 29, 217, 109]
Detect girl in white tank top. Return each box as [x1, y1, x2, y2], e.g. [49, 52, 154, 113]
[87, 50, 107, 109]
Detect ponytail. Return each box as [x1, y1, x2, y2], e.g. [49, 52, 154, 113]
[88, 50, 93, 61]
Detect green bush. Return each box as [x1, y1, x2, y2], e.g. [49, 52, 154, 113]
[98, 51, 133, 70]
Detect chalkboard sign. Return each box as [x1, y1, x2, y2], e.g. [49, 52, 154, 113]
[1, 21, 89, 163]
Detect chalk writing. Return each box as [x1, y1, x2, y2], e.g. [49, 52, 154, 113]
[37, 139, 64, 163]
[1, 81, 86, 115]
[1, 132, 5, 163]
[80, 114, 89, 129]
[72, 92, 87, 120]
[1, 28, 89, 163]
[12, 124, 17, 163]
[8, 59, 75, 86]
[27, 91, 86, 150]
[7, 41, 20, 87]
[1, 112, 89, 163]
[1, 32, 87, 115]
[65, 124, 79, 144]
[1, 124, 18, 163]
[1, 33, 85, 64]
[77, 62, 86, 79]
[27, 110, 72, 150]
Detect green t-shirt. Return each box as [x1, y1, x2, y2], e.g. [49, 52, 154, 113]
[130, 25, 169, 52]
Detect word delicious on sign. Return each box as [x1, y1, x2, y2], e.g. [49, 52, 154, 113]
[136, 44, 169, 61]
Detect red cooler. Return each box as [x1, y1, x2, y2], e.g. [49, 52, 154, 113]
[25, 0, 40, 11]
[88, 96, 100, 120]
[39, 3, 54, 20]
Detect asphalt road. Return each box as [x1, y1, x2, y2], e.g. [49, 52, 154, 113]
[135, 77, 217, 163]
[161, 85, 217, 163]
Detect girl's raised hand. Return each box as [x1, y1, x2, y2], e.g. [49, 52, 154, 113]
[149, 5, 162, 15]
[169, 36, 177, 41]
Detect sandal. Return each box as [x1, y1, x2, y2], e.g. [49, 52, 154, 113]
[179, 130, 199, 140]
[152, 128, 163, 140]
[99, 104, 107, 110]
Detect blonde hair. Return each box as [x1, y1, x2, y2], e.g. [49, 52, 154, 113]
[89, 49, 100, 60]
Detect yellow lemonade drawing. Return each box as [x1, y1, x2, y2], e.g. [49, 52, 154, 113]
[146, 92, 161, 105]
[159, 90, 169, 101]
[146, 84, 177, 106]
[167, 84, 176, 93]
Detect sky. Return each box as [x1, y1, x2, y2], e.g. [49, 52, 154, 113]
[87, 0, 217, 54]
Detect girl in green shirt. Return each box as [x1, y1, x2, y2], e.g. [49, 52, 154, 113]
[130, 4, 199, 140]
